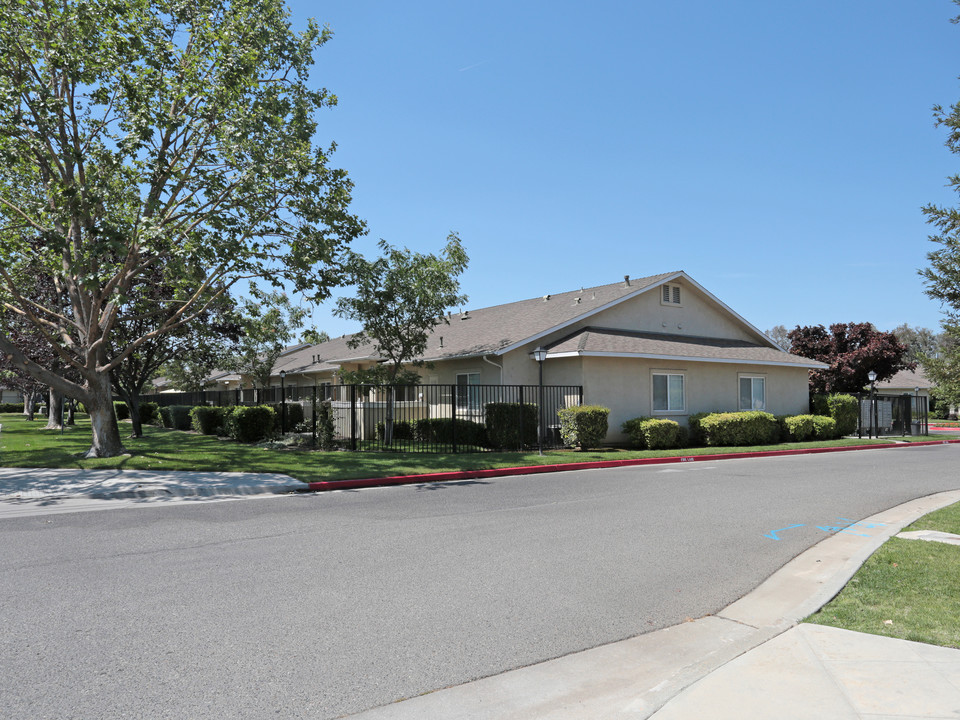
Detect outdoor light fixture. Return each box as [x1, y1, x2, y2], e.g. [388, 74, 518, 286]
[868, 370, 877, 383]
[532, 347, 547, 455]
[867, 370, 877, 439]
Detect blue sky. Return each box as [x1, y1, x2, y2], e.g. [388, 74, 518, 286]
[283, 0, 960, 339]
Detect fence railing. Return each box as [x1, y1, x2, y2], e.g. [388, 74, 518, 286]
[140, 384, 584, 453]
[856, 392, 928, 438]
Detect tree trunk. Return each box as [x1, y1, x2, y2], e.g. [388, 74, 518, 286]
[126, 392, 144, 438]
[22, 390, 38, 421]
[45, 387, 63, 430]
[83, 373, 127, 458]
[66, 399, 76, 425]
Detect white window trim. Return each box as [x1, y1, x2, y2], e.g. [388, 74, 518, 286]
[738, 374, 766, 411]
[660, 283, 683, 307]
[651, 370, 686, 415]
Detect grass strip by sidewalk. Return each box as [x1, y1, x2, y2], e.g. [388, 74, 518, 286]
[0, 412, 951, 484]
[806, 501, 960, 649]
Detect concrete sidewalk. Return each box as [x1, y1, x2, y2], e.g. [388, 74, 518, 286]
[0, 466, 308, 500]
[344, 489, 960, 719]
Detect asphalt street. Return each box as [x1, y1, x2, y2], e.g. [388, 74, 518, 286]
[1, 444, 958, 719]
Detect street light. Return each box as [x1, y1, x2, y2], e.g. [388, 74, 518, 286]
[279, 370, 287, 435]
[867, 370, 877, 439]
[532, 346, 547, 455]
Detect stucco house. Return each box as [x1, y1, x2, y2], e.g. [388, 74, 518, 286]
[268, 271, 826, 443]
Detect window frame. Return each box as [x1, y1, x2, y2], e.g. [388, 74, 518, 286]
[455, 372, 481, 410]
[739, 375, 766, 411]
[651, 371, 686, 414]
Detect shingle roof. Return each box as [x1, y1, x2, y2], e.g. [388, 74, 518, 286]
[270, 271, 817, 373]
[877, 368, 931, 389]
[545, 327, 827, 368]
[417, 271, 684, 360]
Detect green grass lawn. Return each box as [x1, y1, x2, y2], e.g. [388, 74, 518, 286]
[806, 501, 960, 649]
[0, 412, 952, 484]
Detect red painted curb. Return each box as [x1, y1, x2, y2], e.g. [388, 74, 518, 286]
[305, 438, 960, 493]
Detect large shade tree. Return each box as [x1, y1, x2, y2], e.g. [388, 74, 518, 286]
[0, 0, 364, 457]
[787, 322, 914, 395]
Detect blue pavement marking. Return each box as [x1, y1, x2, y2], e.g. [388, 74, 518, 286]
[764, 517, 887, 540]
[764, 524, 805, 541]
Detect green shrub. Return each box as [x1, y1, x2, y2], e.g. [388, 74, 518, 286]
[317, 400, 336, 451]
[699, 411, 780, 447]
[558, 405, 610, 450]
[226, 405, 276, 443]
[779, 414, 816, 442]
[413, 418, 488, 447]
[160, 405, 194, 431]
[811, 415, 838, 440]
[687, 412, 716, 446]
[621, 416, 652, 449]
[640, 418, 684, 449]
[139, 401, 160, 426]
[376, 420, 415, 442]
[270, 402, 305, 432]
[0, 402, 24, 413]
[826, 394, 858, 436]
[485, 402, 538, 449]
[190, 406, 230, 435]
[113, 401, 129, 420]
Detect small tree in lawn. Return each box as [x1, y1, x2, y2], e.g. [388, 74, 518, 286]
[228, 290, 308, 397]
[335, 233, 468, 443]
[787, 322, 915, 394]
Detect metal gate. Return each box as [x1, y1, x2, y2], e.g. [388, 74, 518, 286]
[857, 392, 928, 438]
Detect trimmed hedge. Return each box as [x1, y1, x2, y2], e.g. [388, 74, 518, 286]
[687, 412, 716, 447]
[826, 394, 858, 436]
[778, 414, 816, 442]
[0, 403, 24, 413]
[621, 416, 651, 448]
[485, 402, 538, 449]
[139, 401, 160, 426]
[699, 411, 780, 447]
[270, 402, 304, 431]
[191, 406, 230, 436]
[811, 415, 838, 440]
[375, 419, 416, 442]
[226, 405, 276, 443]
[413, 418, 488, 447]
[558, 405, 610, 450]
[160, 405, 194, 431]
[622, 417, 684, 450]
[113, 401, 129, 420]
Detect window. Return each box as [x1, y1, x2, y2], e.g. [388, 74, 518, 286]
[653, 372, 685, 412]
[739, 376, 765, 411]
[660, 283, 682, 306]
[456, 372, 481, 410]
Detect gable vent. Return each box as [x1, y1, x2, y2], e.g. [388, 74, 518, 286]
[661, 283, 682, 305]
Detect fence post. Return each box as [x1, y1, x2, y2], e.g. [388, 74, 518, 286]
[518, 385, 525, 451]
[451, 385, 458, 454]
[350, 384, 358, 451]
[312, 386, 317, 446]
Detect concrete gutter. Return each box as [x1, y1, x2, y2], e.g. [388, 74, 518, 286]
[307, 437, 960, 492]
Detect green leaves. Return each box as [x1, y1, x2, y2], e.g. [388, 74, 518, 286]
[334, 233, 469, 381]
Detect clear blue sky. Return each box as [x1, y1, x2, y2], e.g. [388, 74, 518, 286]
[282, 0, 960, 339]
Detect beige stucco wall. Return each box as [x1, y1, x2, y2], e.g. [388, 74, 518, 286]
[571, 357, 811, 444]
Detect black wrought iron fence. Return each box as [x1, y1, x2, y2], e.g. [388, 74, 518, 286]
[857, 392, 928, 438]
[140, 384, 583, 453]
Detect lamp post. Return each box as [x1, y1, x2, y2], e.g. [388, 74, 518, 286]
[867, 370, 877, 439]
[532, 346, 547, 455]
[280, 370, 287, 435]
